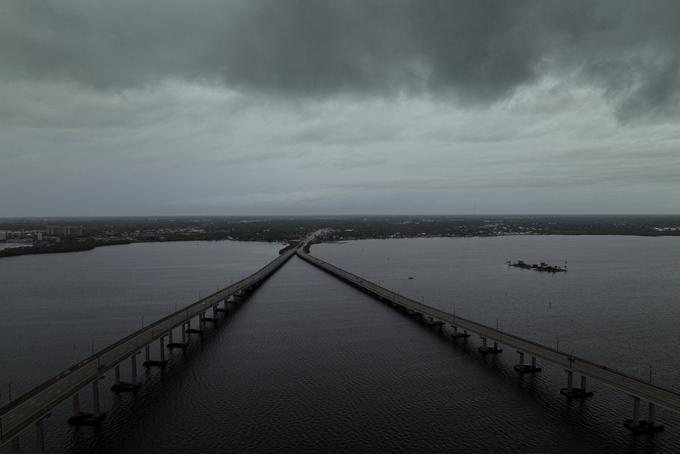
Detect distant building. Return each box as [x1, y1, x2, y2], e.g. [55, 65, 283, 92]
[46, 225, 84, 237]
[0, 231, 6, 241]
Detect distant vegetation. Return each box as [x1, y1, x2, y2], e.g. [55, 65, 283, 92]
[1, 215, 679, 259]
[0, 240, 131, 258]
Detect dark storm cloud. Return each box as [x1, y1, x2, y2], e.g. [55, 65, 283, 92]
[1, 0, 679, 119]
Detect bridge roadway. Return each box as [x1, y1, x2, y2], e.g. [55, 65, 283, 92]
[0, 242, 302, 448]
[297, 246, 680, 427]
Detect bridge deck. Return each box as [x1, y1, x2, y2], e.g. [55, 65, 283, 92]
[0, 247, 297, 446]
[297, 248, 680, 414]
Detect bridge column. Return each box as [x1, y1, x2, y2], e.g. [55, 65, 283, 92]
[131, 353, 138, 385]
[513, 351, 542, 374]
[72, 392, 81, 415]
[560, 370, 593, 398]
[112, 354, 142, 392]
[35, 418, 45, 453]
[68, 378, 106, 425]
[159, 336, 166, 362]
[212, 304, 218, 319]
[92, 379, 101, 416]
[566, 370, 573, 392]
[216, 300, 228, 313]
[202, 310, 217, 324]
[186, 317, 204, 335]
[168, 326, 189, 351]
[181, 323, 187, 343]
[450, 325, 470, 339]
[624, 397, 664, 433]
[143, 336, 168, 367]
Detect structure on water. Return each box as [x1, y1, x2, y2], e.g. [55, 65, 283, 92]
[508, 259, 567, 273]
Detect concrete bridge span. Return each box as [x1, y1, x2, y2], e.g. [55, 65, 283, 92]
[0, 243, 301, 452]
[297, 245, 680, 434]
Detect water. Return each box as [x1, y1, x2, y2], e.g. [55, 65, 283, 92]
[1, 236, 680, 452]
[0, 240, 282, 396]
[315, 236, 680, 387]
[0, 243, 30, 251]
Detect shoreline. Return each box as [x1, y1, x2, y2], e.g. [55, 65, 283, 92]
[2, 231, 679, 260]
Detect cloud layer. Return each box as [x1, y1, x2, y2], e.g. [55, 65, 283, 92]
[1, 1, 679, 215]
[3, 0, 680, 118]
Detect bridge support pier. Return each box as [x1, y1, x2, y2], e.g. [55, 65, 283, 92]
[624, 397, 664, 433]
[166, 332, 189, 350]
[72, 392, 81, 414]
[186, 318, 204, 335]
[449, 325, 470, 339]
[514, 352, 542, 374]
[478, 337, 502, 354]
[143, 336, 168, 367]
[216, 299, 228, 313]
[233, 291, 247, 304]
[35, 417, 46, 453]
[68, 379, 106, 425]
[111, 354, 141, 392]
[407, 310, 423, 319]
[560, 370, 593, 398]
[160, 337, 166, 361]
[167, 325, 189, 350]
[202, 311, 217, 323]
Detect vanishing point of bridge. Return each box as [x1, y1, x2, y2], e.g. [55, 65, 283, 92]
[1, 231, 678, 451]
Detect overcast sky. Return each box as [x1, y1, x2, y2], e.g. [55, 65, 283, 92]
[1, 0, 679, 216]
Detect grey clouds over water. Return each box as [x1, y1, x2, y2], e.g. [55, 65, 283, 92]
[1, 0, 679, 215]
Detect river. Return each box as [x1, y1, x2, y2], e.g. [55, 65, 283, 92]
[1, 236, 679, 453]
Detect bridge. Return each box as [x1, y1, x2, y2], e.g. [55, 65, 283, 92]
[0, 237, 313, 453]
[295, 244, 680, 435]
[1, 230, 678, 451]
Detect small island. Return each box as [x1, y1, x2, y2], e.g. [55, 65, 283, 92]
[508, 260, 567, 273]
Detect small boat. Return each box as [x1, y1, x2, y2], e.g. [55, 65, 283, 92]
[408, 276, 414, 280]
